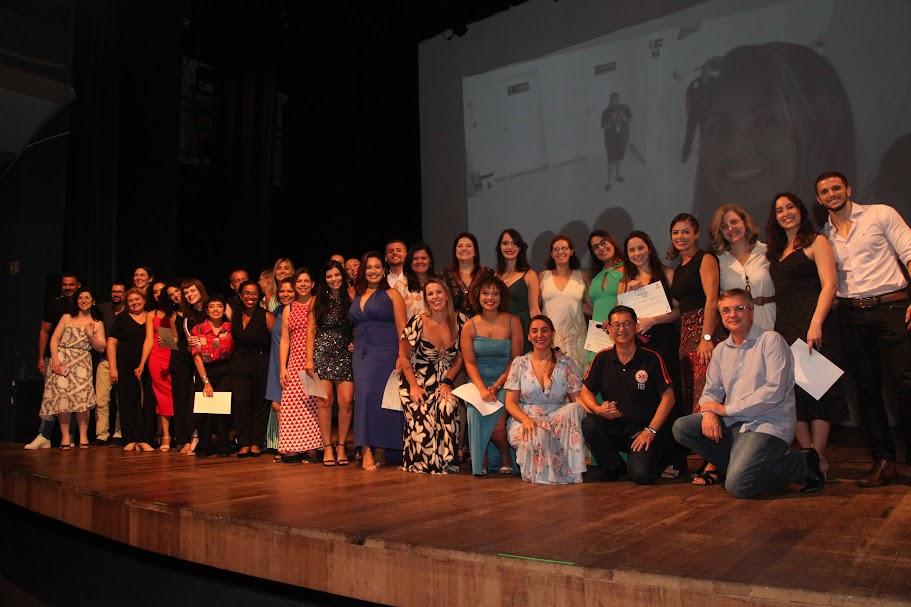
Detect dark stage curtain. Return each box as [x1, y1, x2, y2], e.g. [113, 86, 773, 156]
[65, 0, 181, 291]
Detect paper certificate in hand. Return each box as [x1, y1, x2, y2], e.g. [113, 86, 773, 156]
[616, 280, 671, 318]
[452, 382, 504, 416]
[790, 338, 844, 400]
[298, 370, 328, 398]
[157, 326, 179, 350]
[381, 370, 403, 411]
[193, 391, 231, 414]
[584, 319, 614, 353]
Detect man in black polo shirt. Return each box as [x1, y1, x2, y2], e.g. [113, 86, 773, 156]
[580, 305, 675, 484]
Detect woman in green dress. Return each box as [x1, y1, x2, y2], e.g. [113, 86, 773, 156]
[494, 229, 540, 352]
[585, 230, 624, 364]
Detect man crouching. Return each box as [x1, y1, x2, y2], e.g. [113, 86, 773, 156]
[672, 289, 825, 498]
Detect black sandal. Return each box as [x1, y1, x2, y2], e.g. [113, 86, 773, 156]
[691, 465, 720, 485]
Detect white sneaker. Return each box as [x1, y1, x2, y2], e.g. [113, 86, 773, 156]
[24, 435, 52, 450]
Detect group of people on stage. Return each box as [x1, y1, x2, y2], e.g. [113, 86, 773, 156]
[28, 170, 911, 499]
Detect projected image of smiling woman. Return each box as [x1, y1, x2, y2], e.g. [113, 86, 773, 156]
[693, 42, 855, 225]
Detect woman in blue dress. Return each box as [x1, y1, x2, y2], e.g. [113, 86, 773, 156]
[265, 278, 295, 457]
[460, 275, 524, 476]
[349, 251, 407, 471]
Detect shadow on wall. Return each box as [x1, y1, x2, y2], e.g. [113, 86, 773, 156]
[530, 207, 633, 270]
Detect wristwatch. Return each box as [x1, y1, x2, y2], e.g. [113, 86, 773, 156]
[702, 333, 712, 341]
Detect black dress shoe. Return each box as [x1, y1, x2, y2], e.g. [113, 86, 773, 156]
[195, 448, 212, 458]
[800, 448, 825, 493]
[857, 459, 899, 488]
[280, 453, 303, 464]
[236, 451, 251, 459]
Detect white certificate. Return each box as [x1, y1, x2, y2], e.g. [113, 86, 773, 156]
[298, 370, 328, 398]
[584, 319, 614, 353]
[381, 370, 403, 411]
[790, 339, 844, 401]
[158, 326, 179, 350]
[616, 280, 671, 318]
[193, 391, 231, 414]
[452, 382, 504, 416]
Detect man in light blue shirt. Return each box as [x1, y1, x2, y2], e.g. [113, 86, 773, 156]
[673, 288, 825, 498]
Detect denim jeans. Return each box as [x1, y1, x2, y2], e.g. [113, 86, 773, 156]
[837, 302, 911, 462]
[673, 415, 806, 499]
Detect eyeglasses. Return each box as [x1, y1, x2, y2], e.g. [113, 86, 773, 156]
[720, 304, 750, 316]
[591, 240, 611, 251]
[552, 246, 571, 253]
[608, 321, 635, 330]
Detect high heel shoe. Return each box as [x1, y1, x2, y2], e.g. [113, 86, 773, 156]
[159, 436, 171, 452]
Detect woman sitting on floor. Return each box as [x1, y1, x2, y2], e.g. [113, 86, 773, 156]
[504, 315, 587, 484]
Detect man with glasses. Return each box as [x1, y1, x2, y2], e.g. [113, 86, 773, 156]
[580, 305, 675, 483]
[673, 289, 825, 498]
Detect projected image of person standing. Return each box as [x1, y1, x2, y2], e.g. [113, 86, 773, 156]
[601, 92, 632, 192]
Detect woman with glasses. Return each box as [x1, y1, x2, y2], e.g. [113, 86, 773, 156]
[540, 234, 587, 372]
[586, 231, 624, 364]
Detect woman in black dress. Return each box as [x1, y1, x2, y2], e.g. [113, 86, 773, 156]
[231, 280, 275, 458]
[313, 260, 354, 466]
[107, 288, 154, 452]
[767, 192, 847, 477]
[443, 232, 493, 317]
[173, 278, 209, 454]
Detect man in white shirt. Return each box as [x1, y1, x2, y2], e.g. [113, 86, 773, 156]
[385, 239, 408, 297]
[673, 289, 824, 498]
[817, 170, 911, 487]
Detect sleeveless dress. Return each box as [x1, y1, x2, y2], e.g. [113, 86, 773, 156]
[264, 304, 284, 450]
[505, 271, 532, 352]
[350, 289, 403, 450]
[670, 250, 723, 412]
[40, 324, 96, 415]
[540, 270, 587, 372]
[587, 262, 623, 363]
[399, 314, 465, 473]
[148, 314, 174, 416]
[466, 317, 516, 475]
[314, 295, 354, 381]
[278, 301, 322, 453]
[505, 352, 587, 484]
[769, 246, 849, 422]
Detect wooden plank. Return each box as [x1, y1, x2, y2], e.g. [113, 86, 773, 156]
[1, 443, 909, 606]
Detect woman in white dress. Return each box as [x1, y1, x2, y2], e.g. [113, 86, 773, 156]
[710, 204, 776, 332]
[539, 234, 587, 371]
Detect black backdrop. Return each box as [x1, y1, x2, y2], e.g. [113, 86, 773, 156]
[64, 0, 423, 295]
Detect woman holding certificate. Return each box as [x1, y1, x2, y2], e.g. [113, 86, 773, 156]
[767, 192, 847, 477]
[278, 268, 323, 463]
[461, 275, 524, 476]
[191, 295, 234, 457]
[710, 204, 776, 331]
[586, 231, 624, 364]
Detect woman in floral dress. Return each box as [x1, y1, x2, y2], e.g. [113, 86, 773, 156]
[505, 315, 587, 484]
[398, 278, 465, 474]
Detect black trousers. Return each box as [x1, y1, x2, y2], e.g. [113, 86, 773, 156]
[117, 368, 156, 445]
[231, 351, 270, 447]
[581, 415, 664, 485]
[170, 352, 196, 444]
[838, 301, 911, 462]
[195, 361, 232, 452]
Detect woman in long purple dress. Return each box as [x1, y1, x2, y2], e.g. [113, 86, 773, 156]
[349, 251, 407, 471]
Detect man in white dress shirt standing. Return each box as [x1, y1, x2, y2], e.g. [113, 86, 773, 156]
[384, 239, 408, 298]
[816, 170, 911, 487]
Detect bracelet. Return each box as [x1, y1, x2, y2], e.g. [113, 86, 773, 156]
[441, 377, 454, 387]
[645, 426, 657, 435]
[202, 377, 210, 384]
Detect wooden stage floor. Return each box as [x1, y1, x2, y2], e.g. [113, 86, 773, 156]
[1, 442, 910, 606]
